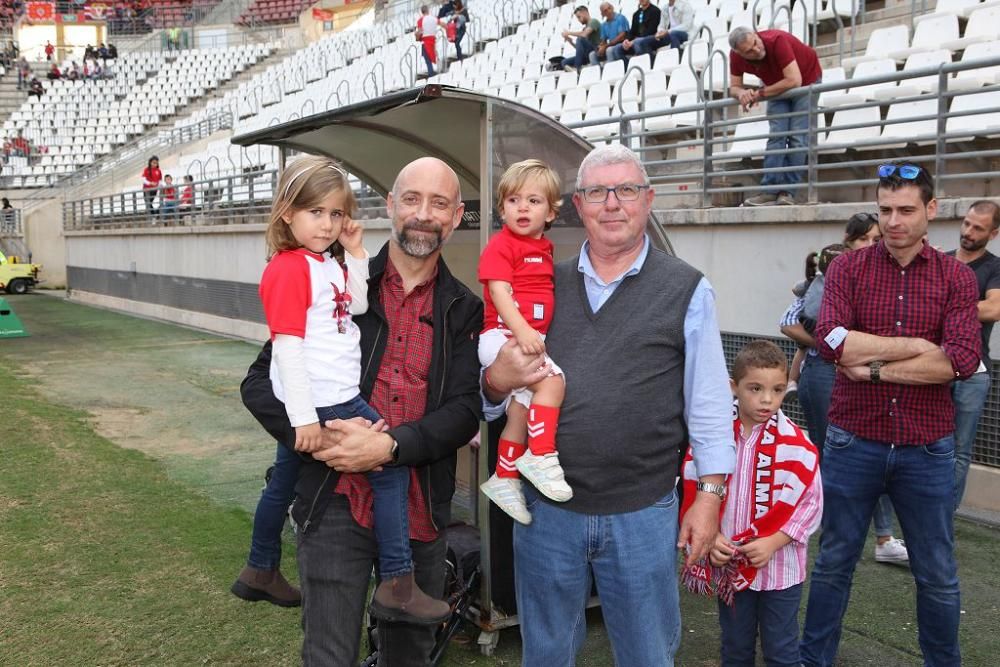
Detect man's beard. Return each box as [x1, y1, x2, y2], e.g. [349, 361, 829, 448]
[960, 235, 988, 252]
[393, 220, 444, 258]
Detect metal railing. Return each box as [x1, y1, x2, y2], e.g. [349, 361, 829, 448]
[63, 168, 387, 231]
[0, 208, 23, 237]
[561, 53, 1000, 207]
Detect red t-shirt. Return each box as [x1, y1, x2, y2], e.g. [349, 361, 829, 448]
[730, 30, 821, 87]
[478, 225, 555, 335]
[142, 166, 162, 189]
[181, 185, 193, 205]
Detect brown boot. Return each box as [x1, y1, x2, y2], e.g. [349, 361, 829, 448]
[369, 572, 451, 625]
[230, 565, 301, 608]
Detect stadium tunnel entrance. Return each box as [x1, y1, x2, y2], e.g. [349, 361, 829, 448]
[232, 84, 676, 649]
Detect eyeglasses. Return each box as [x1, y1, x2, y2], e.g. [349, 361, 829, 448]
[576, 183, 650, 203]
[877, 164, 923, 180]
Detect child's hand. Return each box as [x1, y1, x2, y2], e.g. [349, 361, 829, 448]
[515, 328, 546, 355]
[708, 533, 735, 567]
[738, 534, 785, 568]
[339, 218, 365, 257]
[294, 422, 323, 453]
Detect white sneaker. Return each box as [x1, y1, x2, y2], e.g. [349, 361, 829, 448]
[480, 474, 532, 525]
[875, 537, 909, 563]
[516, 452, 573, 502]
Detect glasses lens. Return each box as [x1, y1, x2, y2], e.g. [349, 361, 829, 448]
[615, 184, 641, 200]
[877, 164, 896, 178]
[584, 186, 608, 203]
[899, 165, 921, 180]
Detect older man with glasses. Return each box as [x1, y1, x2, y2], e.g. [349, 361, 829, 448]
[482, 144, 734, 665]
[800, 163, 980, 667]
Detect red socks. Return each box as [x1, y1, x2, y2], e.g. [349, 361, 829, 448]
[496, 438, 526, 479]
[527, 404, 560, 456]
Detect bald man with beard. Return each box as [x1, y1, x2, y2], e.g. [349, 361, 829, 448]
[241, 157, 484, 666]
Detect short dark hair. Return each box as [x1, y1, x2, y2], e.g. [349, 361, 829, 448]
[875, 162, 934, 205]
[804, 250, 817, 281]
[733, 340, 788, 383]
[574, 4, 589, 12]
[969, 200, 1000, 230]
[844, 212, 878, 245]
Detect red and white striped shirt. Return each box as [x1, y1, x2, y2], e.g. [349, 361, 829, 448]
[721, 422, 823, 592]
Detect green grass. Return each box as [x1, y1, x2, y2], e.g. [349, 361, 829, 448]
[1, 293, 999, 665]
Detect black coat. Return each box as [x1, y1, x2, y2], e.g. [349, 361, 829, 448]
[240, 242, 484, 533]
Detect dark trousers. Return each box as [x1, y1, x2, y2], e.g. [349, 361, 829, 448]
[718, 584, 803, 667]
[296, 494, 446, 666]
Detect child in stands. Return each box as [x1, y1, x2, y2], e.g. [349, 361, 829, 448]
[478, 159, 571, 525]
[159, 174, 178, 221]
[233, 155, 450, 625]
[680, 340, 822, 666]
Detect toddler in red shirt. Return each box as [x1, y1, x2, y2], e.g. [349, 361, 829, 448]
[479, 159, 571, 524]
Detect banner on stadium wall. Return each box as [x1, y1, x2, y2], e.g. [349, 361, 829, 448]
[312, 7, 335, 20]
[26, 2, 55, 21]
[84, 2, 111, 20]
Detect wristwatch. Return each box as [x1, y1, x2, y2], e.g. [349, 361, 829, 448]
[390, 439, 400, 464]
[869, 360, 884, 384]
[696, 481, 727, 500]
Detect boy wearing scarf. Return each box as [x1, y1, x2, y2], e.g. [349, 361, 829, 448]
[681, 340, 823, 666]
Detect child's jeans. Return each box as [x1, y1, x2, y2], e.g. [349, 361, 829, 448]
[317, 395, 413, 579]
[717, 583, 802, 667]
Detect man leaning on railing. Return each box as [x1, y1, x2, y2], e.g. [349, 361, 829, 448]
[728, 26, 822, 207]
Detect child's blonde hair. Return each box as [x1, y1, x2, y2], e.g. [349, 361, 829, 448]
[266, 155, 357, 258]
[496, 159, 562, 231]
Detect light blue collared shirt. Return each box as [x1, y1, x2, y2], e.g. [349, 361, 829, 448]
[483, 235, 735, 478]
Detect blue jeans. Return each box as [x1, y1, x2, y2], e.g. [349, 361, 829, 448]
[800, 426, 961, 667]
[951, 371, 990, 511]
[718, 584, 803, 667]
[513, 486, 681, 666]
[632, 30, 688, 55]
[760, 91, 812, 194]
[248, 441, 301, 570]
[317, 396, 412, 579]
[606, 43, 630, 62]
[562, 38, 597, 70]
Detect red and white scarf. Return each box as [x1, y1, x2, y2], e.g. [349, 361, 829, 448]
[679, 404, 818, 605]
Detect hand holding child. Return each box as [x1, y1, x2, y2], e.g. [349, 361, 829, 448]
[295, 422, 323, 453]
[339, 218, 365, 257]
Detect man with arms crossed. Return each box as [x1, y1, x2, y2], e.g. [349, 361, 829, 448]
[948, 200, 1000, 511]
[800, 163, 980, 667]
[484, 144, 735, 665]
[241, 157, 482, 666]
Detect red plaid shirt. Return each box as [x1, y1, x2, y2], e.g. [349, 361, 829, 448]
[335, 259, 439, 541]
[816, 241, 980, 445]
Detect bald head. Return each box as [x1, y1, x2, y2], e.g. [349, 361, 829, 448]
[392, 157, 462, 202]
[387, 157, 465, 259]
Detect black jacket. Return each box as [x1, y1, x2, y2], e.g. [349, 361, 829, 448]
[628, 3, 661, 39]
[240, 243, 484, 533]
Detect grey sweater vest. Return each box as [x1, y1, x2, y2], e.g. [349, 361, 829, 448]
[544, 247, 703, 515]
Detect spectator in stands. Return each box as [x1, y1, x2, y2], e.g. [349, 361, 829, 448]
[1, 198, 14, 233]
[160, 175, 178, 221]
[84, 44, 95, 62]
[630, 0, 694, 58]
[88, 62, 104, 80]
[46, 63, 61, 80]
[595, 2, 629, 64]
[168, 26, 181, 51]
[801, 163, 975, 667]
[10, 130, 30, 157]
[16, 56, 28, 90]
[446, 0, 469, 61]
[67, 61, 80, 80]
[44, 40, 54, 62]
[98, 43, 109, 63]
[728, 27, 821, 207]
[609, 0, 661, 63]
[947, 200, 1000, 511]
[108, 43, 118, 60]
[27, 77, 43, 99]
[142, 156, 162, 215]
[559, 5, 601, 72]
[180, 174, 194, 215]
[416, 5, 440, 77]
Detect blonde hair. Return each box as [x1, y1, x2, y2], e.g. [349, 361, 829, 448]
[265, 155, 357, 258]
[497, 159, 562, 230]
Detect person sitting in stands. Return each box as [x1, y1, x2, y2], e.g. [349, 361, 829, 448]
[67, 61, 80, 80]
[27, 77, 43, 99]
[46, 63, 61, 80]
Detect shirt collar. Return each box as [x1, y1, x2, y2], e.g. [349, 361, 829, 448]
[384, 256, 438, 292]
[876, 238, 933, 265]
[577, 235, 650, 284]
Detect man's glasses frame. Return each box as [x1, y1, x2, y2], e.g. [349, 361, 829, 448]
[576, 183, 651, 204]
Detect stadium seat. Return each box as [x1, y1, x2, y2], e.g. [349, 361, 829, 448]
[880, 99, 941, 146]
[821, 59, 897, 106]
[951, 41, 1000, 90]
[946, 89, 1000, 138]
[820, 105, 883, 151]
[941, 6, 1000, 51]
[874, 50, 953, 101]
[889, 15, 959, 61]
[842, 25, 909, 70]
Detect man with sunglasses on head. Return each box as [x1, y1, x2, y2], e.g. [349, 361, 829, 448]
[728, 26, 821, 207]
[800, 163, 980, 667]
[481, 144, 735, 665]
[947, 200, 1000, 512]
